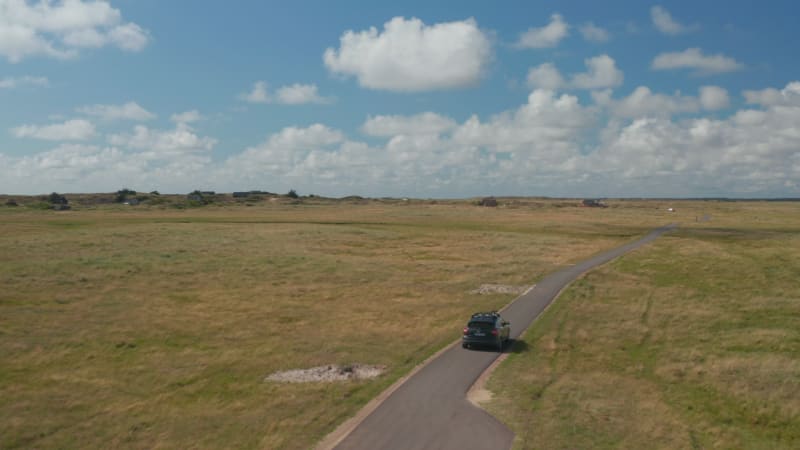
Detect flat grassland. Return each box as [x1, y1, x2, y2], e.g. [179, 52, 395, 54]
[485, 201, 800, 449]
[1, 198, 795, 448]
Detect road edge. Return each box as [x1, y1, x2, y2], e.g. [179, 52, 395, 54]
[316, 224, 677, 449]
[314, 338, 462, 450]
[315, 286, 535, 450]
[465, 224, 678, 438]
[465, 276, 581, 407]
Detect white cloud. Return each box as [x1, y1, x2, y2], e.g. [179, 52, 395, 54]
[241, 81, 332, 105]
[451, 89, 594, 155]
[743, 81, 800, 107]
[0, 144, 130, 192]
[4, 82, 800, 198]
[526, 62, 565, 90]
[699, 86, 730, 110]
[571, 54, 624, 89]
[529, 55, 623, 90]
[323, 16, 491, 92]
[62, 27, 105, 48]
[0, 142, 215, 195]
[652, 48, 744, 75]
[241, 81, 269, 103]
[579, 22, 609, 43]
[600, 86, 730, 118]
[108, 22, 149, 52]
[76, 101, 155, 121]
[361, 112, 457, 137]
[108, 123, 216, 157]
[590, 89, 614, 107]
[611, 86, 700, 118]
[650, 5, 695, 35]
[516, 13, 569, 48]
[235, 124, 344, 159]
[582, 98, 800, 195]
[12, 119, 96, 140]
[218, 91, 597, 196]
[0, 75, 48, 88]
[171, 110, 203, 124]
[0, 0, 150, 62]
[0, 23, 75, 61]
[219, 124, 351, 190]
[275, 84, 331, 105]
[256, 124, 344, 151]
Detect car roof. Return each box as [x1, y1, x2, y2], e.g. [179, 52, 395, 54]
[469, 311, 502, 321]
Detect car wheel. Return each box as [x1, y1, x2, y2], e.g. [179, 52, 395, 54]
[462, 342, 468, 349]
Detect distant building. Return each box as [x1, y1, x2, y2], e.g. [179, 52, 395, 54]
[479, 197, 498, 207]
[48, 193, 68, 205]
[581, 199, 607, 208]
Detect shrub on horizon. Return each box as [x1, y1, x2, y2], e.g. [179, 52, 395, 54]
[115, 188, 137, 203]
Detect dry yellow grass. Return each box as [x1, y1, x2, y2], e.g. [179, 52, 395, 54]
[485, 201, 800, 449]
[1, 198, 668, 449]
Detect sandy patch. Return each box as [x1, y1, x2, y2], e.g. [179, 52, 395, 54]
[470, 284, 533, 295]
[467, 353, 508, 407]
[265, 364, 386, 383]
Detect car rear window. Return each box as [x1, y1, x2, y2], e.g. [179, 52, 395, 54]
[468, 321, 494, 330]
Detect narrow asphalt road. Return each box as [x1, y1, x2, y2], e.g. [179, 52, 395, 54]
[332, 224, 676, 450]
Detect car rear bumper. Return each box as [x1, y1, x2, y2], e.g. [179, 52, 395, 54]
[462, 336, 502, 347]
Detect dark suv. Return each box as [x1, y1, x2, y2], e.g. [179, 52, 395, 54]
[462, 311, 510, 351]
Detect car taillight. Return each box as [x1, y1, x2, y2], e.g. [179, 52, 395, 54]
[463, 327, 469, 335]
[491, 329, 498, 336]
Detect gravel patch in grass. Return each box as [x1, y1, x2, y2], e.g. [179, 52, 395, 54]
[265, 364, 386, 383]
[470, 284, 533, 295]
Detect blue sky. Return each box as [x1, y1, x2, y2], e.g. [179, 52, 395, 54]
[1, 0, 799, 197]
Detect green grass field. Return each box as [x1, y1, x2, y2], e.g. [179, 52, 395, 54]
[0, 198, 661, 449]
[1, 197, 796, 448]
[485, 201, 800, 449]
